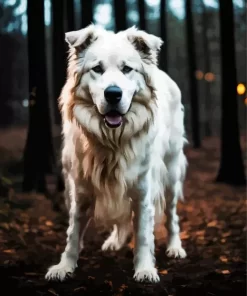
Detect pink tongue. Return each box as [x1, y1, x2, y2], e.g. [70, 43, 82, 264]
[105, 114, 122, 125]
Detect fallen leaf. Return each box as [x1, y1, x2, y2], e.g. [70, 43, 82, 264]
[216, 269, 230, 274]
[3, 249, 15, 254]
[219, 255, 228, 262]
[159, 269, 168, 275]
[45, 220, 53, 227]
[222, 270, 230, 274]
[207, 221, 217, 227]
[195, 230, 205, 236]
[180, 231, 189, 239]
[222, 231, 231, 238]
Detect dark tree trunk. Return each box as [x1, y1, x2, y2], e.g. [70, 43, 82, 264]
[22, 0, 55, 193]
[52, 0, 68, 192]
[185, 0, 201, 148]
[216, 0, 246, 186]
[114, 0, 127, 32]
[81, 0, 94, 28]
[138, 0, 146, 31]
[66, 0, 75, 32]
[159, 0, 168, 72]
[201, 0, 212, 137]
[52, 0, 66, 125]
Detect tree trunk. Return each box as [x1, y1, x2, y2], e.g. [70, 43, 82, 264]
[185, 0, 201, 148]
[138, 0, 146, 31]
[201, 0, 212, 137]
[81, 0, 93, 28]
[114, 0, 127, 32]
[159, 0, 168, 72]
[22, 0, 55, 193]
[52, 0, 68, 192]
[52, 0, 66, 125]
[66, 0, 75, 32]
[216, 0, 246, 186]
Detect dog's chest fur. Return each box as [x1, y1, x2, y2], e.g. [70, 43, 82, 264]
[82, 135, 151, 191]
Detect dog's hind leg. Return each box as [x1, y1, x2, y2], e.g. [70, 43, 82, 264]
[165, 150, 187, 259]
[45, 177, 92, 281]
[101, 222, 132, 251]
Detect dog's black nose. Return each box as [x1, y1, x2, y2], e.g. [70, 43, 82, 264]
[104, 86, 122, 104]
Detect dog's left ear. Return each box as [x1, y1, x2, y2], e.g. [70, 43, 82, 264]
[124, 26, 163, 65]
[65, 24, 99, 51]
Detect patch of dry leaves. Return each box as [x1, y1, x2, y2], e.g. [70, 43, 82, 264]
[0, 136, 246, 295]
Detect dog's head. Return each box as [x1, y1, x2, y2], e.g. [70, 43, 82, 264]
[63, 25, 163, 142]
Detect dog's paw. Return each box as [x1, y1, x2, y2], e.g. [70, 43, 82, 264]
[101, 238, 121, 251]
[166, 246, 187, 259]
[45, 263, 75, 281]
[134, 267, 160, 283]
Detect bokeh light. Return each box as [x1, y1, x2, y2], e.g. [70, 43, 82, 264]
[237, 83, 246, 95]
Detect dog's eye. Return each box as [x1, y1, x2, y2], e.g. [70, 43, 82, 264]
[92, 65, 103, 74]
[122, 66, 133, 74]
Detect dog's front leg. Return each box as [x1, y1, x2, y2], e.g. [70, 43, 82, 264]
[133, 171, 159, 283]
[45, 177, 91, 281]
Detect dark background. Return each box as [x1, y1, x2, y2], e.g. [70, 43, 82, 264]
[0, 0, 246, 295]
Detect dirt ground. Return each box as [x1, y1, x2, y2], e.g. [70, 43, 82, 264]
[0, 127, 246, 296]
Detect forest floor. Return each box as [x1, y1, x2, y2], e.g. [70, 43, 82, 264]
[0, 127, 246, 296]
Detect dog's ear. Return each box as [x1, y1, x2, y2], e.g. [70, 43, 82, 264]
[124, 26, 163, 65]
[65, 24, 98, 50]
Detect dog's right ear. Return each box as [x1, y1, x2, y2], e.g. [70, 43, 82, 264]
[65, 24, 97, 51]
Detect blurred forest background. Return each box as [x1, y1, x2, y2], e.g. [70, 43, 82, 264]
[0, 0, 246, 131]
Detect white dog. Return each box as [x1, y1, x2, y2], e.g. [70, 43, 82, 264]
[45, 24, 187, 283]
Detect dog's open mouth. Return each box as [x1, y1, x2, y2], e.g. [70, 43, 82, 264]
[104, 111, 123, 128]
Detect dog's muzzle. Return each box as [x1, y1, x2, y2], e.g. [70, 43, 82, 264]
[103, 86, 123, 128]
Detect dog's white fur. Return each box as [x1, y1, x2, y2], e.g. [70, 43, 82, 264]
[45, 25, 187, 283]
